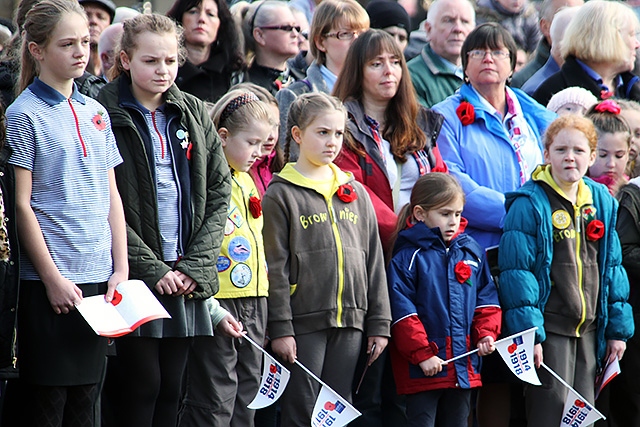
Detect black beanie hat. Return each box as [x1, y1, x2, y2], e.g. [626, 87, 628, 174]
[366, 0, 411, 31]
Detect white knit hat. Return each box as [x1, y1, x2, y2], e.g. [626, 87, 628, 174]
[547, 86, 599, 114]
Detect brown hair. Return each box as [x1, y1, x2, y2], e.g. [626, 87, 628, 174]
[285, 92, 346, 162]
[231, 82, 285, 173]
[544, 114, 599, 152]
[333, 29, 426, 162]
[19, 0, 87, 93]
[392, 173, 465, 246]
[210, 88, 272, 137]
[586, 103, 632, 148]
[309, 0, 369, 66]
[460, 22, 518, 79]
[112, 13, 186, 80]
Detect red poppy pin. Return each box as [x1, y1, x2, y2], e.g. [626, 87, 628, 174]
[337, 184, 358, 203]
[249, 196, 262, 218]
[594, 99, 621, 114]
[454, 261, 472, 285]
[600, 89, 614, 100]
[186, 142, 193, 161]
[456, 100, 475, 126]
[92, 111, 106, 131]
[586, 219, 605, 241]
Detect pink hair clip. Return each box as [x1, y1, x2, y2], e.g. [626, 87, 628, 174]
[594, 99, 621, 115]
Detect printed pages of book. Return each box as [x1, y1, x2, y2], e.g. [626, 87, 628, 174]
[76, 279, 171, 337]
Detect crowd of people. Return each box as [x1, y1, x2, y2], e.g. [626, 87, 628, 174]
[0, 0, 639, 426]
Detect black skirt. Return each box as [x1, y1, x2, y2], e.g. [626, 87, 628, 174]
[17, 280, 108, 386]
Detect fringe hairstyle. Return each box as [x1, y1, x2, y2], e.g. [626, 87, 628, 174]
[112, 13, 187, 80]
[333, 29, 426, 162]
[19, 0, 87, 94]
[544, 114, 599, 152]
[391, 172, 465, 249]
[284, 92, 347, 162]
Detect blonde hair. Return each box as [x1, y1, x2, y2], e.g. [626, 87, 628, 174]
[19, 0, 87, 93]
[561, 0, 639, 64]
[285, 92, 346, 162]
[210, 88, 272, 136]
[112, 13, 186, 80]
[310, 0, 369, 65]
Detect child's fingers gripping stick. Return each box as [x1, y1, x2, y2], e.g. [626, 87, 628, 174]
[476, 336, 496, 356]
[418, 356, 444, 377]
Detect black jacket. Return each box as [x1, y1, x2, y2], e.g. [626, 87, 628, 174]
[175, 48, 243, 103]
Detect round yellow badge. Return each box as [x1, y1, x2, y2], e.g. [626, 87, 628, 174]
[552, 210, 570, 230]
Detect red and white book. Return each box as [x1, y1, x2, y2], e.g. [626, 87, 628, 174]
[76, 279, 171, 337]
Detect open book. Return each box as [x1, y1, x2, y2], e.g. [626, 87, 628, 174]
[76, 280, 171, 337]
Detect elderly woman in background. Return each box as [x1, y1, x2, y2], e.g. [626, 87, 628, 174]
[433, 22, 555, 250]
[167, 0, 245, 102]
[432, 22, 556, 427]
[533, 0, 640, 106]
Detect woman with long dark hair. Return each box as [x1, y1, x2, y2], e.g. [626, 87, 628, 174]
[167, 0, 245, 102]
[334, 29, 447, 252]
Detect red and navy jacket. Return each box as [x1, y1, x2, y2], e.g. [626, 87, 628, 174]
[387, 221, 501, 394]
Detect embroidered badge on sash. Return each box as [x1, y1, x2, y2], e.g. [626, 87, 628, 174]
[231, 263, 252, 288]
[217, 256, 231, 272]
[228, 236, 251, 262]
[228, 205, 244, 228]
[225, 218, 236, 236]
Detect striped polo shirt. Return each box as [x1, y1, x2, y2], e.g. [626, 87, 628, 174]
[139, 105, 180, 262]
[6, 78, 123, 283]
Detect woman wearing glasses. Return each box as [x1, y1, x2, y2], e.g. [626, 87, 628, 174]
[276, 0, 370, 159]
[432, 22, 555, 427]
[167, 0, 245, 102]
[242, 0, 301, 95]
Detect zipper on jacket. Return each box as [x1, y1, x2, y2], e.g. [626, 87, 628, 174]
[328, 197, 345, 327]
[166, 115, 186, 260]
[574, 206, 587, 336]
[68, 99, 87, 157]
[151, 111, 165, 159]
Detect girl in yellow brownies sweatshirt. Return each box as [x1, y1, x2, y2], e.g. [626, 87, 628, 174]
[179, 89, 273, 427]
[262, 92, 391, 427]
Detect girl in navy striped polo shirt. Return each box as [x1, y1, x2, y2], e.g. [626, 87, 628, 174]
[5, 0, 128, 425]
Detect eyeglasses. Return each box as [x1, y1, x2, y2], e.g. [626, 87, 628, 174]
[324, 30, 360, 41]
[467, 49, 511, 60]
[301, 30, 309, 40]
[259, 25, 301, 33]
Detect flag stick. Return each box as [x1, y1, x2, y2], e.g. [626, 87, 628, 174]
[244, 335, 346, 401]
[442, 326, 539, 364]
[243, 334, 272, 358]
[540, 362, 606, 420]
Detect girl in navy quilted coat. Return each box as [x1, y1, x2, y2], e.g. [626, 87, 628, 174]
[387, 173, 501, 427]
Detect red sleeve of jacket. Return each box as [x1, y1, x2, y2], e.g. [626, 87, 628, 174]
[392, 315, 439, 365]
[334, 147, 397, 250]
[430, 145, 448, 173]
[471, 306, 502, 345]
